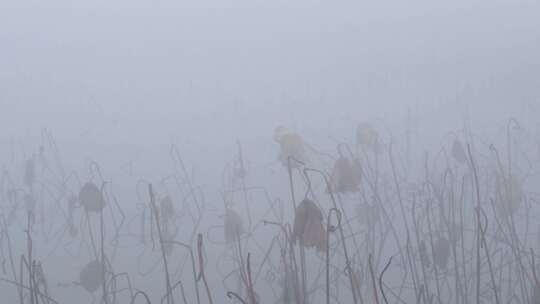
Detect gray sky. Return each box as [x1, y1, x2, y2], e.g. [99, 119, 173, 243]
[2, 0, 539, 144]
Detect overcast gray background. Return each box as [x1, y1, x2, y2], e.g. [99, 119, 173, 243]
[1, 0, 540, 302]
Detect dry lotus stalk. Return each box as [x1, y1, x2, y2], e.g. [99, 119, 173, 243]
[451, 139, 467, 164]
[79, 182, 106, 213]
[274, 126, 306, 167]
[224, 208, 244, 243]
[433, 237, 450, 269]
[292, 199, 326, 252]
[79, 260, 104, 293]
[494, 171, 522, 217]
[330, 156, 360, 193]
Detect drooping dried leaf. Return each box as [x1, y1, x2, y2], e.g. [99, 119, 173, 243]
[274, 127, 306, 167]
[79, 260, 104, 293]
[79, 182, 105, 213]
[292, 199, 326, 252]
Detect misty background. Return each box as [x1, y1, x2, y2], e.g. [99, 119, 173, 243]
[1, 0, 540, 302]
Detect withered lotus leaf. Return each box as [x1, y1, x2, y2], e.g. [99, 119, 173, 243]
[274, 126, 306, 167]
[80, 260, 104, 293]
[79, 182, 105, 213]
[292, 199, 326, 252]
[224, 208, 244, 243]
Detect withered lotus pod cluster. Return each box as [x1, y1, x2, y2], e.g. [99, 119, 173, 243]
[79, 182, 106, 213]
[292, 199, 326, 252]
[80, 260, 105, 293]
[451, 139, 467, 164]
[274, 126, 306, 167]
[330, 156, 361, 193]
[224, 208, 244, 243]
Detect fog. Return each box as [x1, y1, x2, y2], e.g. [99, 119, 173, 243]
[1, 0, 540, 303]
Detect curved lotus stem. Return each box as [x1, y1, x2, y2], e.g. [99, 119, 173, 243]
[476, 207, 500, 304]
[197, 234, 213, 304]
[227, 291, 248, 304]
[148, 184, 174, 304]
[368, 254, 380, 304]
[326, 208, 341, 304]
[161, 241, 201, 304]
[378, 256, 393, 304]
[161, 280, 188, 304]
[304, 167, 358, 304]
[246, 253, 257, 304]
[130, 290, 152, 304]
[0, 278, 60, 304]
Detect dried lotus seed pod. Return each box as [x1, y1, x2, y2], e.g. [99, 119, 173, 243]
[79, 182, 105, 213]
[79, 260, 104, 293]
